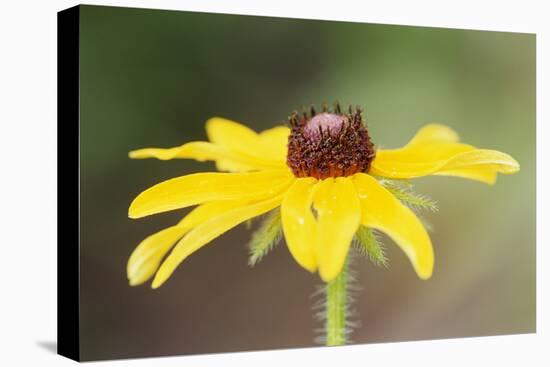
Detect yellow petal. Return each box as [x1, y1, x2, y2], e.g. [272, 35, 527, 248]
[129, 140, 281, 172]
[129, 170, 293, 218]
[128, 119, 290, 172]
[214, 124, 289, 170]
[129, 142, 260, 172]
[127, 200, 247, 286]
[436, 149, 520, 173]
[313, 177, 361, 282]
[258, 126, 290, 162]
[206, 117, 288, 167]
[280, 178, 317, 273]
[214, 159, 259, 172]
[353, 173, 433, 279]
[432, 166, 497, 184]
[372, 147, 519, 184]
[129, 142, 225, 161]
[406, 124, 460, 147]
[259, 125, 291, 141]
[152, 194, 284, 288]
[127, 226, 188, 286]
[206, 117, 259, 148]
[371, 124, 520, 184]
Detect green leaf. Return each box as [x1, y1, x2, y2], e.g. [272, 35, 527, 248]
[381, 180, 438, 212]
[247, 209, 282, 266]
[353, 226, 388, 267]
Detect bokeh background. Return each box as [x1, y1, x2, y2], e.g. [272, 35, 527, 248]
[78, 5, 536, 361]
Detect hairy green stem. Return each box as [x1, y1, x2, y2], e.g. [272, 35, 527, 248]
[325, 260, 348, 346]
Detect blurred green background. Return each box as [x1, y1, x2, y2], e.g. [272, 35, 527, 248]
[78, 5, 535, 361]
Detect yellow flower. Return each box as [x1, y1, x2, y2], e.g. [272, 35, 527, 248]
[127, 106, 519, 289]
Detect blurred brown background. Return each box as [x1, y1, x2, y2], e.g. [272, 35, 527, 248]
[78, 5, 535, 361]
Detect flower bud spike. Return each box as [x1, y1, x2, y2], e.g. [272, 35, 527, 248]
[311, 105, 317, 117]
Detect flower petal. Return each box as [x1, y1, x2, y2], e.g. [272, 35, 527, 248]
[312, 177, 361, 282]
[129, 140, 282, 172]
[405, 124, 460, 147]
[129, 142, 259, 171]
[129, 170, 293, 219]
[127, 200, 246, 286]
[206, 117, 259, 148]
[215, 125, 289, 171]
[214, 158, 259, 172]
[129, 142, 225, 161]
[206, 117, 289, 166]
[353, 173, 433, 279]
[258, 126, 290, 162]
[280, 178, 317, 273]
[152, 194, 284, 288]
[372, 147, 519, 184]
[432, 166, 497, 184]
[128, 119, 290, 172]
[370, 124, 520, 184]
[127, 226, 188, 286]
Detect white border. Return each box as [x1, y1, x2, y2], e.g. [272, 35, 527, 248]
[0, 1, 546, 366]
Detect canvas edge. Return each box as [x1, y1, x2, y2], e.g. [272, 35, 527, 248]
[57, 4, 81, 362]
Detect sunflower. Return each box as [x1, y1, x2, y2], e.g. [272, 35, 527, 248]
[127, 104, 519, 290]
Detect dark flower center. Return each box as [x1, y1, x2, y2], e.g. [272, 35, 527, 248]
[286, 103, 375, 179]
